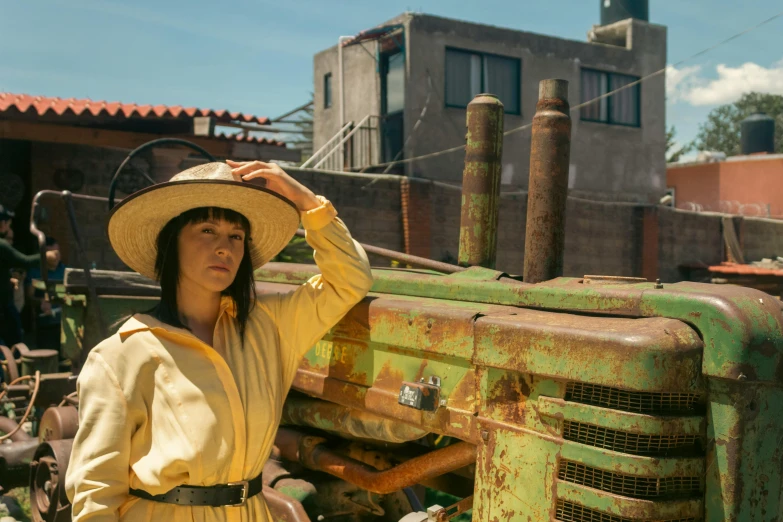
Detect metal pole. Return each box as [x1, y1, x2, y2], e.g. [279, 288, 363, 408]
[338, 35, 351, 171]
[523, 79, 572, 283]
[457, 94, 504, 268]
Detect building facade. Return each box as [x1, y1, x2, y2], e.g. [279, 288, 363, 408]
[313, 12, 667, 203]
[667, 154, 783, 218]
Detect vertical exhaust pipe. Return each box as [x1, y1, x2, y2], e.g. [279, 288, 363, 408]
[458, 94, 504, 268]
[523, 79, 572, 283]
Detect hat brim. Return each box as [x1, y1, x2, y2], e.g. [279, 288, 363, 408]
[107, 180, 300, 280]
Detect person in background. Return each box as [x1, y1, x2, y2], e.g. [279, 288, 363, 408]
[25, 237, 66, 350]
[0, 205, 58, 346]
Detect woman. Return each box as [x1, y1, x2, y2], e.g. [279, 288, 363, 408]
[65, 160, 373, 521]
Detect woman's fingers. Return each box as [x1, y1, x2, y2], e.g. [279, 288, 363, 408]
[227, 160, 275, 176]
[241, 168, 278, 181]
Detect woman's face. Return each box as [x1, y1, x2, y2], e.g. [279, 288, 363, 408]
[177, 218, 246, 294]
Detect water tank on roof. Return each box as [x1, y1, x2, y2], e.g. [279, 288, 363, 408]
[741, 113, 775, 155]
[600, 0, 649, 25]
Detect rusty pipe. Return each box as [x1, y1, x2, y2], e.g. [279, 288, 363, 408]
[458, 94, 504, 268]
[0, 416, 31, 442]
[275, 427, 477, 495]
[295, 229, 465, 274]
[523, 79, 572, 283]
[281, 397, 428, 443]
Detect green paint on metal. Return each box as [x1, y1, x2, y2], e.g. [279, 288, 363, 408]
[560, 442, 704, 478]
[537, 396, 705, 436]
[556, 481, 702, 519]
[475, 427, 557, 521]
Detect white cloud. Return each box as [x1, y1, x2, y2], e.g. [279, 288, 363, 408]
[666, 65, 702, 101]
[667, 60, 783, 106]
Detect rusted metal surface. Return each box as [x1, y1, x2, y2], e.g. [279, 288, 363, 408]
[30, 438, 73, 522]
[275, 427, 476, 495]
[0, 439, 40, 491]
[21, 349, 59, 376]
[524, 79, 572, 283]
[263, 485, 311, 522]
[458, 94, 504, 269]
[432, 495, 473, 521]
[295, 229, 465, 274]
[0, 416, 32, 442]
[474, 311, 703, 392]
[39, 406, 79, 442]
[281, 397, 428, 443]
[0, 344, 19, 384]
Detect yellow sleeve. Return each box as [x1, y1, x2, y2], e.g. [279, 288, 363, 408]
[65, 352, 133, 522]
[276, 196, 373, 373]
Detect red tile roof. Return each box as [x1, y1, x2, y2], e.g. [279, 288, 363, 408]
[0, 92, 286, 146]
[708, 262, 783, 277]
[0, 92, 269, 124]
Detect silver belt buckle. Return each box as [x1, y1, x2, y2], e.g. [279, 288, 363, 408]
[227, 480, 249, 506]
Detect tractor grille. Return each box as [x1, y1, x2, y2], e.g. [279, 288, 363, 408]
[558, 460, 702, 499]
[565, 383, 703, 415]
[563, 421, 701, 457]
[556, 500, 699, 522]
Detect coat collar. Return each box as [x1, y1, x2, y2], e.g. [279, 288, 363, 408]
[118, 296, 237, 341]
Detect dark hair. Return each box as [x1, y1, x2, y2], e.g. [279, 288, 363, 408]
[45, 237, 59, 247]
[152, 207, 255, 340]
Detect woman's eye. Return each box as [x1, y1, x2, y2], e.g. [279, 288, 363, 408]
[202, 227, 215, 234]
[231, 235, 244, 241]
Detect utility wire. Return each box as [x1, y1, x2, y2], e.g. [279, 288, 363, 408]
[365, 9, 783, 168]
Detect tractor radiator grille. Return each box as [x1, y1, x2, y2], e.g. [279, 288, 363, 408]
[558, 460, 702, 499]
[563, 421, 701, 457]
[556, 500, 699, 522]
[565, 383, 703, 415]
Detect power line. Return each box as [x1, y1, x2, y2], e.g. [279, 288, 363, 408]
[368, 8, 783, 168]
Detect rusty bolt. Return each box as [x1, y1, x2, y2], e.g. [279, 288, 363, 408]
[481, 430, 489, 441]
[427, 320, 433, 329]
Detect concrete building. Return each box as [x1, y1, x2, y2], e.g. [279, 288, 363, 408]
[667, 153, 783, 218]
[312, 11, 667, 203]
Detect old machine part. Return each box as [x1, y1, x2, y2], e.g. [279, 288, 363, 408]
[41, 79, 783, 521]
[30, 439, 73, 522]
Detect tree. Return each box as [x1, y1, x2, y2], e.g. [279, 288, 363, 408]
[666, 126, 692, 163]
[691, 92, 783, 156]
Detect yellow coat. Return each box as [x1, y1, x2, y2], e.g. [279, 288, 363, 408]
[65, 199, 373, 522]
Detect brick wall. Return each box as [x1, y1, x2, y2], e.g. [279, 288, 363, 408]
[22, 142, 783, 282]
[657, 208, 724, 283]
[743, 217, 783, 262]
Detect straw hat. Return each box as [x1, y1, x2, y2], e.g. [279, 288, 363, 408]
[108, 162, 300, 280]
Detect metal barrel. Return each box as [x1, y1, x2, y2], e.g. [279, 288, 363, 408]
[523, 79, 572, 283]
[458, 93, 504, 268]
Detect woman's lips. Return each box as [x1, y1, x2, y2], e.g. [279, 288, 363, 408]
[209, 265, 230, 273]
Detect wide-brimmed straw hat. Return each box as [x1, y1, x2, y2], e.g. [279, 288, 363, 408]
[108, 162, 300, 280]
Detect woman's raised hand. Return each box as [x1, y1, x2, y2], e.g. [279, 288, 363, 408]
[226, 160, 320, 212]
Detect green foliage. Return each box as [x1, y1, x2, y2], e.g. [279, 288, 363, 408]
[666, 126, 693, 163]
[691, 92, 783, 155]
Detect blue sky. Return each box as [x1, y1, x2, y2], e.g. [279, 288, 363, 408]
[2, 0, 782, 155]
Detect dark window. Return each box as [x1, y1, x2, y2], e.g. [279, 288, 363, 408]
[324, 73, 332, 109]
[580, 68, 640, 127]
[445, 48, 520, 115]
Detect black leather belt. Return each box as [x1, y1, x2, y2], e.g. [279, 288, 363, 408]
[129, 474, 263, 507]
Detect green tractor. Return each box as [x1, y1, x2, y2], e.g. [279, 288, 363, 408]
[4, 81, 783, 522]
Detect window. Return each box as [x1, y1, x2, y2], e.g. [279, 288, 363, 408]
[445, 48, 520, 115]
[580, 68, 640, 126]
[324, 73, 332, 109]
